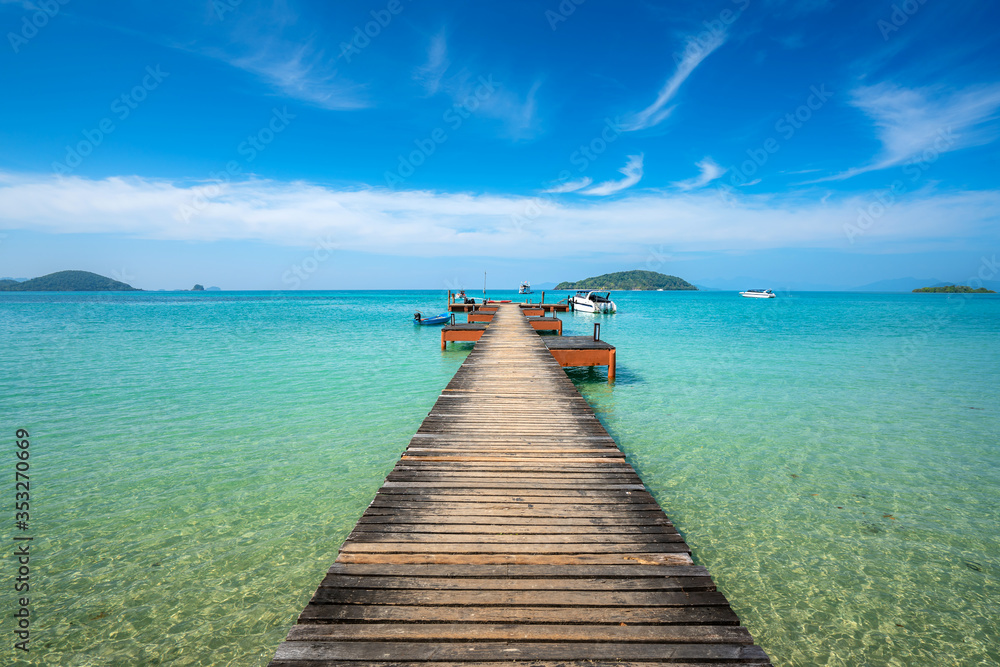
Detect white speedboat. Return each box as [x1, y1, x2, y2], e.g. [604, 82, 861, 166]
[570, 290, 617, 313]
[518, 281, 532, 294]
[740, 289, 775, 298]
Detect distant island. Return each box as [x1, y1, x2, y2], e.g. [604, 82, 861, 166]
[556, 270, 697, 291]
[913, 285, 995, 293]
[0, 270, 140, 291]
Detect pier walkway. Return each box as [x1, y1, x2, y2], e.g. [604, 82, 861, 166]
[270, 303, 770, 666]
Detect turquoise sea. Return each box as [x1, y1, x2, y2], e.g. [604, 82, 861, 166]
[2, 290, 998, 666]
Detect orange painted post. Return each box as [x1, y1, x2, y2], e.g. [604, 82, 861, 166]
[441, 331, 446, 350]
[609, 348, 616, 382]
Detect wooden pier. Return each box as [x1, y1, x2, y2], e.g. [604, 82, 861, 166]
[464, 310, 562, 335]
[449, 302, 568, 313]
[270, 304, 770, 666]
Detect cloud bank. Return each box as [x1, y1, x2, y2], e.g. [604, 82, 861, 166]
[1, 172, 997, 258]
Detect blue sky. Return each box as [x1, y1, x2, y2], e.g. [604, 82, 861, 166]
[1, 0, 998, 289]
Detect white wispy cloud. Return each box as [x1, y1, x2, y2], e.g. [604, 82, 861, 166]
[622, 31, 726, 131]
[673, 157, 726, 190]
[581, 155, 644, 196]
[815, 82, 1000, 182]
[414, 30, 450, 95]
[0, 172, 997, 256]
[226, 41, 369, 110]
[441, 71, 543, 140]
[542, 177, 592, 193]
[183, 2, 369, 111]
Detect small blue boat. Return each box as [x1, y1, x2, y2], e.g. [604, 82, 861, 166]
[413, 312, 450, 325]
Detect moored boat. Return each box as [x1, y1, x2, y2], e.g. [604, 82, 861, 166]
[414, 312, 450, 325]
[740, 289, 775, 298]
[518, 281, 532, 294]
[570, 291, 617, 313]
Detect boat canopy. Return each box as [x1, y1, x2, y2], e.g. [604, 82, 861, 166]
[575, 291, 613, 302]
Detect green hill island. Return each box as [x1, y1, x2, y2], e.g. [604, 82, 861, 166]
[0, 270, 140, 291]
[913, 285, 995, 293]
[556, 270, 697, 291]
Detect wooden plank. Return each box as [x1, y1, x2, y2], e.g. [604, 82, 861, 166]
[349, 524, 675, 534]
[355, 515, 672, 525]
[334, 553, 695, 566]
[337, 542, 690, 554]
[344, 533, 683, 544]
[316, 575, 715, 591]
[307, 588, 725, 607]
[297, 604, 740, 625]
[285, 624, 752, 643]
[273, 642, 770, 662]
[321, 563, 713, 578]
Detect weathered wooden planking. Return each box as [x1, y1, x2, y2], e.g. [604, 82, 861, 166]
[273, 642, 769, 663]
[269, 303, 770, 666]
[296, 604, 741, 625]
[316, 574, 714, 590]
[286, 624, 752, 643]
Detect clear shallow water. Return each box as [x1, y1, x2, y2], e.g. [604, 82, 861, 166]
[1, 290, 997, 666]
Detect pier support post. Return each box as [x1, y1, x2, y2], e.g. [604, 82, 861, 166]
[609, 348, 616, 382]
